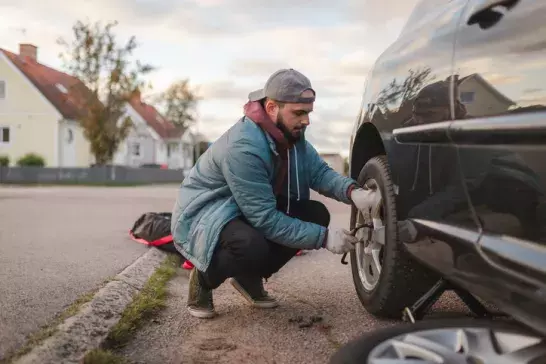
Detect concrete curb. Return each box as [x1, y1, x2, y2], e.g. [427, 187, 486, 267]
[13, 248, 169, 364]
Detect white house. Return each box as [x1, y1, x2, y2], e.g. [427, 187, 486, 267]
[457, 73, 515, 117]
[113, 88, 197, 175]
[0, 43, 95, 167]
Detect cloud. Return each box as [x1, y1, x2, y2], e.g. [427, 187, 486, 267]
[305, 100, 360, 155]
[229, 59, 290, 79]
[198, 80, 251, 100]
[197, 115, 235, 140]
[339, 50, 375, 76]
[520, 90, 546, 107]
[346, 0, 419, 24]
[1, 0, 354, 39]
[305, 121, 353, 155]
[0, 0, 417, 156]
[523, 88, 543, 94]
[314, 100, 360, 123]
[222, 25, 379, 103]
[485, 73, 521, 86]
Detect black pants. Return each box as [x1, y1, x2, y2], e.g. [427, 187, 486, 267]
[200, 196, 330, 289]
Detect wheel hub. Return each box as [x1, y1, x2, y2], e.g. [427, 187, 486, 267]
[368, 326, 546, 364]
[355, 178, 385, 291]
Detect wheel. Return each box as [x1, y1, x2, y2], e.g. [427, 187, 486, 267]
[329, 318, 546, 364]
[349, 155, 437, 318]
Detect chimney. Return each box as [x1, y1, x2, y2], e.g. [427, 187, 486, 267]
[19, 43, 37, 62]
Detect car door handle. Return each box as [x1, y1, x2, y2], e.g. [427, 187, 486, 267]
[467, 0, 520, 29]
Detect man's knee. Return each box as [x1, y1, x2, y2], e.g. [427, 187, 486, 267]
[206, 219, 271, 284]
[297, 200, 330, 227]
[236, 227, 270, 267]
[220, 219, 270, 268]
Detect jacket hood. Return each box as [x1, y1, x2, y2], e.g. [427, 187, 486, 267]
[243, 101, 294, 151]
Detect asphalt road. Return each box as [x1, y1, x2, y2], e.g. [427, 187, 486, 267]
[0, 184, 182, 361]
[115, 192, 469, 364]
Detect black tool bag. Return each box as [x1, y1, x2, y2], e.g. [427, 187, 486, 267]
[129, 212, 180, 255]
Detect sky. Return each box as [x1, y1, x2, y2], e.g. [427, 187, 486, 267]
[0, 0, 419, 157]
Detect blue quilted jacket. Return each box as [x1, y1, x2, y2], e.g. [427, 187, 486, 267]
[171, 103, 357, 272]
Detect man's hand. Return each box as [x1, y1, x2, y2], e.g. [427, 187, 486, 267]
[350, 183, 382, 214]
[323, 228, 359, 254]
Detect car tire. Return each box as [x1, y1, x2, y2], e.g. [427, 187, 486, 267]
[349, 155, 437, 318]
[329, 318, 537, 364]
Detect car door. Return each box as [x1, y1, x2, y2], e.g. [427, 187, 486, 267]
[451, 0, 546, 333]
[374, 0, 483, 275]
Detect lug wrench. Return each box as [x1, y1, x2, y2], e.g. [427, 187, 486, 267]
[340, 223, 374, 265]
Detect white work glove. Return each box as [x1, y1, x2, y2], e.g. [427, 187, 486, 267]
[350, 183, 382, 214]
[323, 228, 359, 254]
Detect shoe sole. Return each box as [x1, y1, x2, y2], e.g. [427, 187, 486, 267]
[229, 278, 279, 309]
[187, 306, 216, 319]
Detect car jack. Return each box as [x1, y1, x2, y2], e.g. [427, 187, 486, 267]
[402, 278, 500, 323]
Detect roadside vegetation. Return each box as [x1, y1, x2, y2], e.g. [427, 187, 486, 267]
[83, 254, 180, 364]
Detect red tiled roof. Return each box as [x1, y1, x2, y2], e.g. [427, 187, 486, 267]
[2, 47, 185, 139]
[1, 48, 94, 120]
[128, 95, 185, 139]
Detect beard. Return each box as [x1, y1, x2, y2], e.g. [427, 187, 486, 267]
[276, 114, 302, 143]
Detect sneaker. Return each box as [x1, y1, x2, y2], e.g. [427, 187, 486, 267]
[229, 276, 279, 308]
[187, 268, 216, 319]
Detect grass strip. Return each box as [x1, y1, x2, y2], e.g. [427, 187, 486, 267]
[104, 253, 180, 349]
[83, 254, 180, 364]
[82, 349, 129, 364]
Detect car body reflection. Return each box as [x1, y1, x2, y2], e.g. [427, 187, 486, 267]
[348, 0, 546, 336]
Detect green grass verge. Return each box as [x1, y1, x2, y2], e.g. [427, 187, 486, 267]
[82, 254, 180, 364]
[104, 253, 180, 349]
[1, 277, 115, 364]
[82, 349, 129, 364]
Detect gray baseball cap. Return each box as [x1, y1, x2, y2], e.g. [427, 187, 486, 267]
[248, 68, 316, 103]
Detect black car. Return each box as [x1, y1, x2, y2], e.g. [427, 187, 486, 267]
[332, 0, 546, 362]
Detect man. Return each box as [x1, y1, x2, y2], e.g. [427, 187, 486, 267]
[171, 68, 379, 319]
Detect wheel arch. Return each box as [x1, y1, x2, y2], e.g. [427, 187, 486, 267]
[350, 122, 386, 180]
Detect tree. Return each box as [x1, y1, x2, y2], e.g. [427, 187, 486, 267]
[155, 79, 201, 130]
[374, 67, 436, 130]
[375, 67, 434, 116]
[57, 20, 154, 165]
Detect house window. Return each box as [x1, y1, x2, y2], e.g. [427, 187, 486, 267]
[460, 91, 475, 104]
[66, 128, 74, 144]
[1, 127, 10, 144]
[183, 145, 193, 168]
[131, 142, 140, 156]
[0, 81, 5, 99]
[167, 143, 179, 158]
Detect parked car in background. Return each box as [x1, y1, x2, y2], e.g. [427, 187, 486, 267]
[140, 163, 168, 169]
[332, 0, 546, 362]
